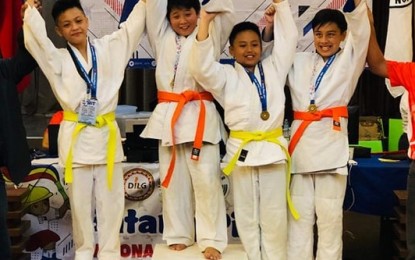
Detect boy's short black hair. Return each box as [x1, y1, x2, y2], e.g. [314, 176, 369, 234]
[167, 0, 201, 21]
[52, 0, 85, 24]
[312, 9, 347, 33]
[229, 21, 261, 46]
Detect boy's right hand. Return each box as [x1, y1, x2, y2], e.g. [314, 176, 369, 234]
[22, 0, 42, 18]
[25, 0, 42, 9]
[197, 9, 219, 41]
[264, 5, 276, 26]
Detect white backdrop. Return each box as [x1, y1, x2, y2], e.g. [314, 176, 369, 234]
[81, 0, 372, 68]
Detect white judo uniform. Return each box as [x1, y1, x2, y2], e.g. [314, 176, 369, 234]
[190, 2, 297, 259]
[286, 2, 369, 260]
[139, 0, 234, 252]
[23, 2, 146, 259]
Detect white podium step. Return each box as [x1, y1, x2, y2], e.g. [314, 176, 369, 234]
[152, 243, 248, 260]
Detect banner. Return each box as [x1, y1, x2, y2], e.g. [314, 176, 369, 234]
[11, 161, 238, 259]
[81, 0, 373, 68]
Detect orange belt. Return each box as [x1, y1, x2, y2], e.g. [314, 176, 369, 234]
[158, 90, 214, 188]
[288, 106, 348, 155]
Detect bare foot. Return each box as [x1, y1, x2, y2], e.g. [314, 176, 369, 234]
[168, 244, 187, 251]
[203, 247, 222, 260]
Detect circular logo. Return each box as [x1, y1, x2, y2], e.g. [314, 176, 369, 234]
[124, 168, 155, 201]
[128, 60, 135, 67]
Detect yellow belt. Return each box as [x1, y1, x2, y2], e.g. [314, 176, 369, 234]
[63, 111, 117, 189]
[224, 128, 299, 220]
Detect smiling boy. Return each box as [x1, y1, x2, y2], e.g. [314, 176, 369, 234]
[139, 0, 234, 259]
[284, 1, 369, 259]
[23, 0, 146, 258]
[190, 1, 298, 259]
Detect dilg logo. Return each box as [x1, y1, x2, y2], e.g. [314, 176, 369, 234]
[124, 168, 155, 201]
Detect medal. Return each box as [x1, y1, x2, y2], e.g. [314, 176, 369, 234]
[260, 111, 270, 121]
[245, 63, 269, 122]
[308, 104, 318, 112]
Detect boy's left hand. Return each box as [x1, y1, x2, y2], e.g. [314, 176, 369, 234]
[200, 9, 219, 24]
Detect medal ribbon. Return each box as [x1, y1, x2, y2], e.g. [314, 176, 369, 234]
[170, 35, 182, 87]
[224, 128, 299, 220]
[67, 40, 98, 99]
[309, 54, 336, 106]
[245, 62, 267, 115]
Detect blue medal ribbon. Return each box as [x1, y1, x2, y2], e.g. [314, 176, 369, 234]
[245, 62, 267, 114]
[310, 54, 336, 105]
[67, 40, 98, 99]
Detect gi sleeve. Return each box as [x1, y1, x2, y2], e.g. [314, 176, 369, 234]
[343, 0, 370, 80]
[99, 0, 146, 67]
[268, 1, 298, 81]
[190, 32, 227, 102]
[145, 0, 169, 58]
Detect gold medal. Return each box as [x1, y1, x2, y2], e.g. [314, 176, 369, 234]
[260, 111, 270, 121]
[308, 104, 317, 112]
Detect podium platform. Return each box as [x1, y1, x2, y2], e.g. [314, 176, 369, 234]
[152, 244, 248, 260]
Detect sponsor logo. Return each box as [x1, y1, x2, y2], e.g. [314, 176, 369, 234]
[390, 0, 413, 7]
[124, 168, 155, 201]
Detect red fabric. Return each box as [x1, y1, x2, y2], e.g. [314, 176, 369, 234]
[49, 110, 64, 125]
[0, 0, 30, 92]
[387, 61, 415, 159]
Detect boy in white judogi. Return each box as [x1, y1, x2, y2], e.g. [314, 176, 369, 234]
[140, 0, 233, 259]
[190, 1, 297, 259]
[23, 0, 146, 258]
[277, 0, 369, 259]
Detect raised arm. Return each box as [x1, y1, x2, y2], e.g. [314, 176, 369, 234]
[145, 0, 169, 57]
[98, 0, 146, 66]
[268, 0, 298, 78]
[341, 0, 370, 83]
[190, 9, 228, 100]
[23, 0, 62, 77]
[366, 7, 388, 78]
[196, 10, 218, 42]
[262, 0, 282, 42]
[203, 0, 235, 59]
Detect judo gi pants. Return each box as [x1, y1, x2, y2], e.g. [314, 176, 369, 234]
[287, 173, 346, 260]
[407, 161, 415, 260]
[159, 142, 227, 253]
[232, 163, 287, 260]
[68, 163, 124, 260]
